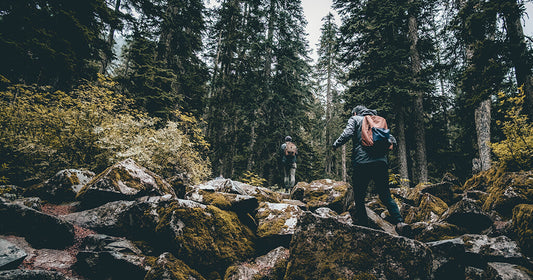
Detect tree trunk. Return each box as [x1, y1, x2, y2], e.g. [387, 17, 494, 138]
[475, 99, 492, 171]
[396, 107, 410, 186]
[503, 0, 533, 120]
[342, 145, 347, 182]
[100, 0, 121, 74]
[408, 1, 428, 183]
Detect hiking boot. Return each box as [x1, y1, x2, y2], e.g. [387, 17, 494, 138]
[395, 222, 412, 237]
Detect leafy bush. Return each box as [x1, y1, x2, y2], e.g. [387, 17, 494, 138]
[491, 87, 533, 171]
[239, 171, 267, 187]
[0, 75, 210, 186]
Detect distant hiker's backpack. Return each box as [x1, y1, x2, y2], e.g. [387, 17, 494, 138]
[284, 141, 297, 157]
[361, 115, 392, 153]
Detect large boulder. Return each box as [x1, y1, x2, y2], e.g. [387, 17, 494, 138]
[193, 179, 282, 203]
[0, 269, 67, 280]
[482, 170, 533, 218]
[76, 159, 176, 209]
[441, 198, 493, 233]
[0, 239, 26, 270]
[74, 234, 148, 280]
[0, 199, 74, 249]
[144, 252, 205, 280]
[255, 202, 303, 252]
[224, 246, 289, 280]
[26, 169, 95, 203]
[483, 262, 532, 280]
[290, 179, 349, 213]
[512, 204, 533, 257]
[460, 234, 527, 267]
[404, 193, 448, 224]
[61, 196, 176, 239]
[410, 221, 465, 243]
[285, 212, 433, 279]
[426, 238, 466, 280]
[153, 200, 256, 277]
[185, 188, 258, 213]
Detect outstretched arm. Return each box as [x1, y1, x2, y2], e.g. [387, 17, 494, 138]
[333, 116, 356, 148]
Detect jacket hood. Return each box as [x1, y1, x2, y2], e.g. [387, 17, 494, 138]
[358, 108, 377, 116]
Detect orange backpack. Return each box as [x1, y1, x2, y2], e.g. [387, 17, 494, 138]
[284, 141, 297, 156]
[361, 115, 392, 151]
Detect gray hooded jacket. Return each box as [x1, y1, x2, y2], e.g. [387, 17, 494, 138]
[333, 108, 394, 165]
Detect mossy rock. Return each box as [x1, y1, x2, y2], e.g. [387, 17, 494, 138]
[482, 170, 533, 218]
[410, 222, 465, 243]
[463, 168, 501, 192]
[25, 169, 95, 203]
[76, 158, 176, 209]
[404, 193, 448, 224]
[144, 252, 206, 280]
[224, 246, 289, 280]
[154, 202, 255, 277]
[512, 204, 533, 257]
[442, 198, 493, 233]
[290, 179, 349, 213]
[285, 212, 432, 279]
[256, 202, 303, 238]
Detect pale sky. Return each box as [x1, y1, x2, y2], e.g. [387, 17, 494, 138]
[301, 1, 533, 62]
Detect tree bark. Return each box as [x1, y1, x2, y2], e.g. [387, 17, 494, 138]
[396, 107, 410, 186]
[408, 1, 428, 183]
[475, 99, 492, 171]
[503, 1, 533, 120]
[100, 0, 121, 74]
[342, 145, 347, 182]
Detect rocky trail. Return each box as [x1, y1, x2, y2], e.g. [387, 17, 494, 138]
[1, 159, 532, 279]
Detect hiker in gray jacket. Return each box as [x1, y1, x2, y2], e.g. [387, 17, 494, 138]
[281, 136, 297, 191]
[333, 105, 410, 235]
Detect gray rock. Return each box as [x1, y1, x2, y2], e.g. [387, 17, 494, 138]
[62, 198, 178, 238]
[76, 158, 176, 209]
[26, 169, 95, 203]
[0, 200, 74, 249]
[461, 234, 527, 267]
[255, 202, 303, 253]
[426, 238, 465, 280]
[483, 262, 532, 280]
[225, 247, 290, 280]
[285, 212, 433, 279]
[0, 269, 67, 280]
[290, 179, 349, 213]
[144, 252, 205, 280]
[0, 239, 26, 270]
[442, 198, 493, 233]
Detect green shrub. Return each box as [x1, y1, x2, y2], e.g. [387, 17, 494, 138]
[0, 75, 210, 186]
[491, 87, 533, 171]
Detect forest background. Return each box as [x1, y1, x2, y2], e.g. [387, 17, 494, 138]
[1, 0, 532, 190]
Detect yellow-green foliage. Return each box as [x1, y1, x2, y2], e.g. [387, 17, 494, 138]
[240, 171, 267, 188]
[0, 75, 210, 185]
[155, 203, 255, 276]
[144, 253, 206, 280]
[492, 87, 533, 171]
[97, 113, 211, 184]
[512, 204, 533, 257]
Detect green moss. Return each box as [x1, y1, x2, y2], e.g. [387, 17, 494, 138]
[512, 204, 533, 257]
[67, 173, 80, 185]
[256, 203, 298, 237]
[155, 202, 255, 277]
[144, 253, 206, 280]
[201, 191, 232, 210]
[482, 170, 533, 218]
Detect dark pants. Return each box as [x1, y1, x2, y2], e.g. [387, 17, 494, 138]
[351, 161, 403, 225]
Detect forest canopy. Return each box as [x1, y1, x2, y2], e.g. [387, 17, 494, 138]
[0, 0, 532, 188]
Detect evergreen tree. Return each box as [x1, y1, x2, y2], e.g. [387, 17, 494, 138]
[315, 13, 345, 179]
[0, 0, 111, 88]
[117, 0, 207, 120]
